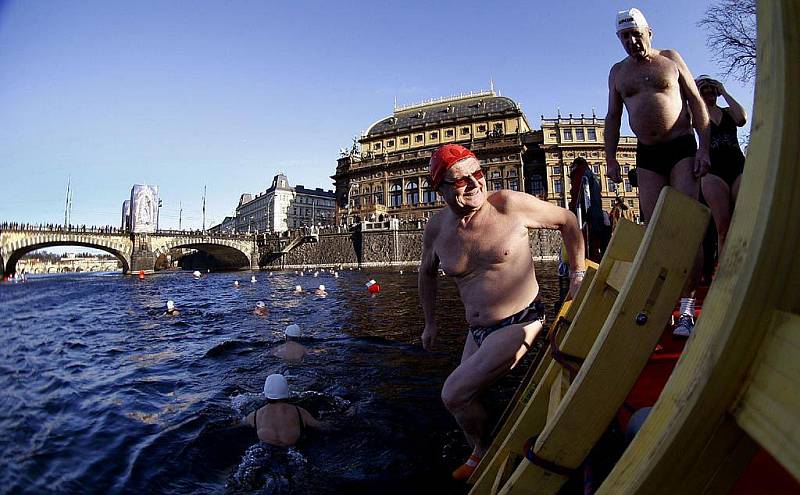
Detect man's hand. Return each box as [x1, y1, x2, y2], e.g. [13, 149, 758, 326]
[421, 323, 438, 351]
[694, 148, 710, 178]
[606, 157, 623, 183]
[566, 272, 585, 300]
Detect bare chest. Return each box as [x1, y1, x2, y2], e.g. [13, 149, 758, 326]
[436, 218, 529, 277]
[618, 58, 678, 99]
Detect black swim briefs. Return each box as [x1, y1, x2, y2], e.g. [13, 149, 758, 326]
[636, 134, 697, 177]
[469, 300, 546, 347]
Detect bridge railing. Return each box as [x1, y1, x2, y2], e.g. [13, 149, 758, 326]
[0, 223, 127, 234]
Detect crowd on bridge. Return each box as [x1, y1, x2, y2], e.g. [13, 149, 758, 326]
[0, 222, 124, 234]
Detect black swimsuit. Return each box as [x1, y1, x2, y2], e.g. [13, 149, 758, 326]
[469, 300, 546, 347]
[708, 108, 746, 187]
[636, 134, 697, 177]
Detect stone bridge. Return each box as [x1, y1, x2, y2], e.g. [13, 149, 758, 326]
[0, 228, 258, 276]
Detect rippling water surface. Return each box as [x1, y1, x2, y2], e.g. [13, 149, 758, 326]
[0, 264, 561, 494]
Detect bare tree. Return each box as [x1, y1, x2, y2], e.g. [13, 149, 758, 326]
[698, 0, 756, 83]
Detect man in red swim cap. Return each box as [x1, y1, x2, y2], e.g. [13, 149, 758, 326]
[419, 143, 586, 480]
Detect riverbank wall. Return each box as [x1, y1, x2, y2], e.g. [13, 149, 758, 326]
[258, 225, 562, 270]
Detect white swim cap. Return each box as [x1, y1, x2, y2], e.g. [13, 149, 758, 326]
[285, 324, 301, 338]
[295, 284, 302, 292]
[167, 300, 175, 310]
[365, 279, 377, 287]
[251, 276, 256, 282]
[193, 270, 201, 277]
[263, 373, 289, 399]
[234, 280, 239, 285]
[616, 8, 648, 33]
[256, 301, 266, 309]
[318, 285, 325, 291]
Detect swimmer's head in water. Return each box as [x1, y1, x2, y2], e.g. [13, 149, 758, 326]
[264, 373, 289, 399]
[167, 300, 175, 311]
[285, 324, 301, 338]
[317, 285, 325, 292]
[256, 301, 266, 309]
[193, 270, 201, 278]
[615, 8, 648, 33]
[294, 285, 302, 292]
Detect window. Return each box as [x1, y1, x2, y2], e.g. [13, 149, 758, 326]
[491, 170, 502, 179]
[373, 142, 381, 150]
[374, 185, 384, 205]
[628, 200, 634, 207]
[461, 126, 470, 135]
[554, 179, 563, 194]
[508, 179, 519, 191]
[492, 180, 503, 190]
[507, 169, 517, 177]
[575, 128, 585, 140]
[445, 129, 454, 137]
[549, 132, 557, 139]
[553, 166, 562, 175]
[625, 179, 632, 192]
[623, 166, 630, 174]
[400, 137, 409, 145]
[422, 178, 437, 203]
[493, 123, 504, 133]
[387, 139, 395, 147]
[477, 124, 487, 133]
[414, 134, 423, 143]
[531, 175, 545, 196]
[563, 129, 573, 141]
[593, 165, 600, 174]
[607, 179, 617, 192]
[405, 180, 419, 205]
[390, 182, 402, 207]
[587, 128, 597, 141]
[429, 131, 438, 139]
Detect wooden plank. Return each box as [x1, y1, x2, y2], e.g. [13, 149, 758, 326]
[491, 452, 523, 495]
[735, 310, 800, 479]
[469, 221, 645, 492]
[597, 4, 800, 493]
[547, 367, 571, 423]
[605, 260, 632, 292]
[499, 187, 710, 494]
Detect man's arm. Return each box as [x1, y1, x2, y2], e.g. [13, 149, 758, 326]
[418, 220, 440, 351]
[511, 192, 586, 298]
[666, 50, 710, 177]
[604, 64, 624, 183]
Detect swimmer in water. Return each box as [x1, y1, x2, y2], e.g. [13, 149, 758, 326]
[272, 324, 308, 362]
[165, 300, 180, 316]
[314, 284, 327, 297]
[242, 374, 328, 445]
[253, 301, 268, 317]
[293, 285, 303, 294]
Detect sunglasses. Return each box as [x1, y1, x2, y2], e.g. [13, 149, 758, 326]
[442, 169, 484, 188]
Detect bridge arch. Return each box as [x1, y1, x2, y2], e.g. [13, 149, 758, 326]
[4, 239, 131, 276]
[152, 237, 253, 271]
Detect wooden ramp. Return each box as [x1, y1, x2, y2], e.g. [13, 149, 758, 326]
[470, 187, 710, 494]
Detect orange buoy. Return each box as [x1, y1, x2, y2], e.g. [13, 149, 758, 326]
[366, 279, 380, 294]
[138, 270, 145, 280]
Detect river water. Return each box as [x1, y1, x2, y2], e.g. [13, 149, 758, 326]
[0, 264, 561, 494]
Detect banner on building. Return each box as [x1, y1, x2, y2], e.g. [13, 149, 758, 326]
[121, 200, 131, 231]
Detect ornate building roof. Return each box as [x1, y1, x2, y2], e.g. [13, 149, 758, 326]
[364, 92, 522, 138]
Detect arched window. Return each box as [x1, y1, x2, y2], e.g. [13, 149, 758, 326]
[405, 180, 419, 205]
[362, 186, 372, 205]
[422, 178, 437, 204]
[390, 182, 402, 207]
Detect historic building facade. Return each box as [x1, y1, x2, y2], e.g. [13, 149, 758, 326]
[333, 91, 641, 224]
[332, 90, 532, 225]
[213, 173, 335, 234]
[540, 114, 640, 220]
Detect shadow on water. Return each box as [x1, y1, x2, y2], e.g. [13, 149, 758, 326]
[0, 264, 560, 494]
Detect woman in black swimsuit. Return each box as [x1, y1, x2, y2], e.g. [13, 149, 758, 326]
[696, 75, 748, 256]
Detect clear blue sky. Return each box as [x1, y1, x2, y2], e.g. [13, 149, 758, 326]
[0, 0, 754, 230]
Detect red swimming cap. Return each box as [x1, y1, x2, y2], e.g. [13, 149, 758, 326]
[429, 144, 476, 189]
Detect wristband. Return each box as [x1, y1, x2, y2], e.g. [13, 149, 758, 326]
[569, 270, 586, 279]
